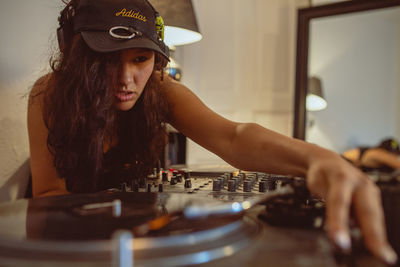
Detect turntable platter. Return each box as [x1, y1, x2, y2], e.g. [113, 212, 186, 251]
[0, 192, 261, 267]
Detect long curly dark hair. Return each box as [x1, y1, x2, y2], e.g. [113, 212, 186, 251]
[42, 0, 169, 193]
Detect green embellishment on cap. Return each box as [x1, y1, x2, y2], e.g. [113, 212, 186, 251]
[391, 140, 398, 149]
[156, 14, 165, 41]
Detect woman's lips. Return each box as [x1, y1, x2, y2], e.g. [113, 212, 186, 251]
[115, 91, 136, 102]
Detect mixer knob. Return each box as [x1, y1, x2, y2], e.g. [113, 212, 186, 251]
[212, 180, 221, 191]
[259, 181, 267, 192]
[231, 178, 239, 189]
[265, 178, 276, 190]
[218, 177, 225, 187]
[170, 176, 178, 185]
[258, 174, 266, 180]
[276, 180, 282, 190]
[228, 180, 236, 192]
[131, 180, 139, 192]
[162, 172, 169, 182]
[247, 175, 256, 183]
[176, 174, 183, 183]
[184, 171, 190, 180]
[120, 183, 128, 192]
[184, 179, 192, 188]
[243, 180, 252, 192]
[139, 177, 146, 188]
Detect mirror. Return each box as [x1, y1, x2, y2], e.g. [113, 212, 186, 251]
[293, 0, 400, 153]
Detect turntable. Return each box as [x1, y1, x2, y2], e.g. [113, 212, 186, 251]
[0, 169, 396, 267]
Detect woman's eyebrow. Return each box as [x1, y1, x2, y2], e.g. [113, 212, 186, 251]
[134, 48, 153, 54]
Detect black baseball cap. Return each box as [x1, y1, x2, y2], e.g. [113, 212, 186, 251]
[73, 0, 170, 59]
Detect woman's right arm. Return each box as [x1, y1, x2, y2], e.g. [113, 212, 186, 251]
[343, 148, 400, 170]
[362, 148, 400, 170]
[28, 75, 69, 197]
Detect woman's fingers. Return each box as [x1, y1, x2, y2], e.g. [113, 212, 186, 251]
[352, 179, 398, 264]
[324, 174, 355, 251]
[325, 172, 398, 264]
[309, 161, 398, 265]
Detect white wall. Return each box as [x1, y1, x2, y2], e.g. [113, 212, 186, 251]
[177, 0, 306, 165]
[0, 0, 60, 201]
[307, 7, 400, 153]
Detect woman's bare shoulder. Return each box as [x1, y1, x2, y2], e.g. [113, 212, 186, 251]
[342, 148, 360, 163]
[29, 73, 53, 105]
[154, 72, 192, 109]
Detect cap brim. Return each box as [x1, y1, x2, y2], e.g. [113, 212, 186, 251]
[81, 31, 170, 60]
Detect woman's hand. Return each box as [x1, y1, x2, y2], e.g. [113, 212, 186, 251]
[306, 154, 398, 264]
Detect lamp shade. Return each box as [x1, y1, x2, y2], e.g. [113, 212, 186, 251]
[150, 0, 202, 47]
[306, 77, 327, 111]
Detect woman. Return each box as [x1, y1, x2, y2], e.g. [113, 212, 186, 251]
[343, 138, 400, 173]
[27, 0, 397, 264]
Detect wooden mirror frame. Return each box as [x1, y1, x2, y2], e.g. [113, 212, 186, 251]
[293, 0, 400, 140]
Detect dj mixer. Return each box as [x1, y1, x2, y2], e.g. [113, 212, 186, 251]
[0, 167, 398, 267]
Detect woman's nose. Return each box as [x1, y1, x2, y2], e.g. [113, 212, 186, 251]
[119, 63, 135, 87]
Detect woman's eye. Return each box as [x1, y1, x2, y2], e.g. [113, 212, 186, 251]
[133, 56, 148, 63]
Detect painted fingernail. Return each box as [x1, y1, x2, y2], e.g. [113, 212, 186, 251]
[379, 246, 398, 265]
[334, 231, 351, 251]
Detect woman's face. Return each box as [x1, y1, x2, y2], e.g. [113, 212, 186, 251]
[114, 48, 155, 111]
